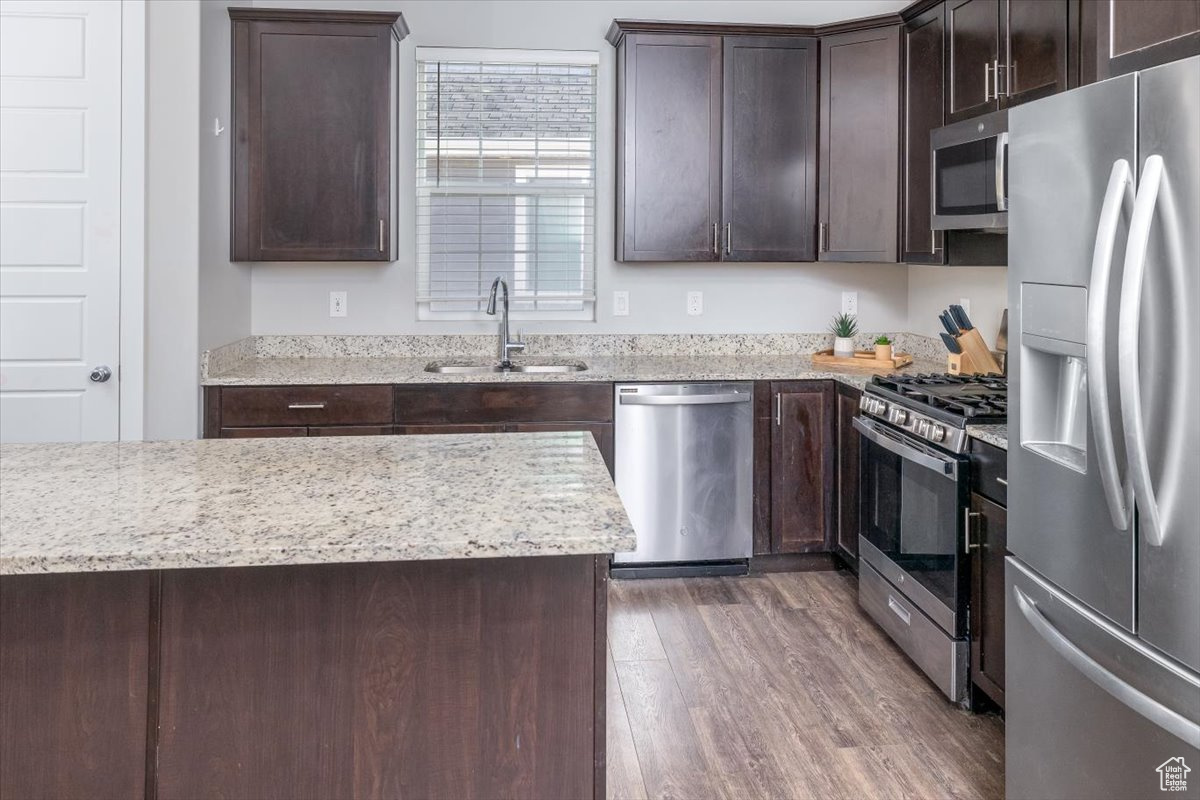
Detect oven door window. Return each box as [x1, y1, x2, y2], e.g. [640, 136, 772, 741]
[860, 436, 961, 611]
[935, 138, 998, 216]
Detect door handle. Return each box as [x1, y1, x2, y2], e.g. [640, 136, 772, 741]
[712, 222, 720, 256]
[724, 222, 732, 256]
[887, 596, 911, 626]
[1118, 155, 1165, 546]
[1014, 585, 1200, 749]
[378, 219, 386, 252]
[287, 402, 327, 410]
[964, 509, 981, 551]
[89, 365, 112, 383]
[774, 392, 782, 427]
[619, 393, 751, 406]
[984, 61, 992, 102]
[852, 416, 958, 478]
[1087, 159, 1134, 531]
[819, 222, 827, 253]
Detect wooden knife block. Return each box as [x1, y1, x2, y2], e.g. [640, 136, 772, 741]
[947, 328, 1002, 375]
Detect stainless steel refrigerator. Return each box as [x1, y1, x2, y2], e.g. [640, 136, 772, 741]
[1007, 55, 1200, 799]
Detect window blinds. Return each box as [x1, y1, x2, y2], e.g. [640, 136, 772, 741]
[416, 49, 598, 316]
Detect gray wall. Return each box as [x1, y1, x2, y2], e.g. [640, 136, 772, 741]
[145, 0, 200, 440]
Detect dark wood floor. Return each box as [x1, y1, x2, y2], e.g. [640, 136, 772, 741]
[606, 570, 1004, 800]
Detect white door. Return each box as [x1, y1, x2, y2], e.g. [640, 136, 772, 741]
[0, 0, 122, 442]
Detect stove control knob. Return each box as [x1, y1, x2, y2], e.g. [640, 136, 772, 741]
[930, 425, 946, 443]
[890, 408, 909, 425]
[859, 395, 870, 411]
[916, 420, 930, 437]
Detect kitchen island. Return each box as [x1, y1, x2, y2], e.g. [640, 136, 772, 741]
[0, 433, 633, 800]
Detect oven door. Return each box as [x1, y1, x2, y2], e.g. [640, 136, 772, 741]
[931, 109, 1008, 231]
[854, 416, 968, 636]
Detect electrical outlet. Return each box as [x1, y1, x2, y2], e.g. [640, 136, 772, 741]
[613, 290, 630, 317]
[842, 291, 858, 316]
[959, 297, 971, 316]
[329, 291, 347, 318]
[686, 291, 703, 316]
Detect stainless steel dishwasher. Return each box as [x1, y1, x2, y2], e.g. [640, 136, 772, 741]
[611, 382, 754, 577]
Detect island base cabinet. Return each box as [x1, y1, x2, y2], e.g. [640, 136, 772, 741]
[155, 556, 606, 800]
[0, 571, 152, 800]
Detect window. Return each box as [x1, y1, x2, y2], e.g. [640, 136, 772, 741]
[416, 48, 598, 319]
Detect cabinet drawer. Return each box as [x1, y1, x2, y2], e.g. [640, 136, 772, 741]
[970, 438, 1008, 506]
[394, 384, 612, 425]
[220, 386, 394, 428]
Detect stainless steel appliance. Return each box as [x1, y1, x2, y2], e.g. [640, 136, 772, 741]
[931, 109, 1009, 231]
[856, 373, 1007, 704]
[1008, 55, 1200, 799]
[612, 383, 753, 577]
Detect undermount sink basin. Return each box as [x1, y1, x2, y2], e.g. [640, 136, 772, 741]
[424, 360, 588, 374]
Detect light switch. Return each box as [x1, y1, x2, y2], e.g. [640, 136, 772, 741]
[613, 291, 630, 317]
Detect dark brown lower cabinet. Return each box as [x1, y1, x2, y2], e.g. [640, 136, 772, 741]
[155, 557, 603, 799]
[770, 381, 835, 554]
[969, 491, 1007, 709]
[834, 384, 862, 566]
[0, 571, 152, 800]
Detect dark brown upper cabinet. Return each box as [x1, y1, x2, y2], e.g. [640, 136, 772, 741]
[229, 8, 408, 262]
[902, 3, 947, 264]
[818, 26, 901, 263]
[946, 0, 1067, 122]
[1083, 0, 1200, 82]
[609, 22, 818, 263]
[721, 37, 818, 261]
[614, 32, 722, 262]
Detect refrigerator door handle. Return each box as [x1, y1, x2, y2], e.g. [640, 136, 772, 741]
[1118, 154, 1166, 546]
[995, 132, 1009, 212]
[1087, 159, 1134, 530]
[1014, 585, 1200, 749]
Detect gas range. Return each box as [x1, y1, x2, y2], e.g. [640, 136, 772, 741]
[860, 373, 1007, 453]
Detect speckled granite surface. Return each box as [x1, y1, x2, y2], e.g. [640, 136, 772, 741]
[202, 333, 950, 389]
[202, 352, 949, 389]
[0, 432, 635, 575]
[967, 425, 1008, 450]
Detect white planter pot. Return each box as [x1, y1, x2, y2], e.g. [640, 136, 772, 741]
[833, 337, 855, 358]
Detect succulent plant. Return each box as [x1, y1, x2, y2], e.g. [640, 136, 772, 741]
[829, 313, 859, 338]
[875, 334, 892, 345]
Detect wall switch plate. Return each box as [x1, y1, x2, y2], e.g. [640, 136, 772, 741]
[329, 291, 347, 318]
[613, 290, 630, 317]
[959, 297, 971, 316]
[842, 291, 858, 316]
[687, 291, 703, 316]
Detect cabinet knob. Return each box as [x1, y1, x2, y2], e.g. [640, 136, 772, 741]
[89, 365, 112, 383]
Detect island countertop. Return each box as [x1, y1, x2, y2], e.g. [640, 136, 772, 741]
[0, 431, 635, 575]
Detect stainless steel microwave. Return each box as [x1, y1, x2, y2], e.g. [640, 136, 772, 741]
[931, 109, 1008, 231]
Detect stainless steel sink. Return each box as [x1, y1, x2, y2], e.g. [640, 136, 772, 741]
[424, 360, 587, 374]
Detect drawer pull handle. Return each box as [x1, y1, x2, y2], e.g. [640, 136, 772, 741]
[996, 477, 1008, 486]
[287, 402, 327, 410]
[887, 596, 911, 626]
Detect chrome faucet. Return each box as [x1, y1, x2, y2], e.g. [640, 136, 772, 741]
[486, 276, 525, 367]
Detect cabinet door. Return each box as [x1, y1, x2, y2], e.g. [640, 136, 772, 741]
[232, 16, 393, 261]
[818, 27, 901, 263]
[834, 384, 862, 565]
[902, 5, 947, 264]
[770, 382, 834, 553]
[946, 0, 1001, 122]
[970, 492, 1007, 708]
[1003, 0, 1068, 106]
[1090, 0, 1200, 80]
[617, 34, 722, 262]
[721, 36, 817, 261]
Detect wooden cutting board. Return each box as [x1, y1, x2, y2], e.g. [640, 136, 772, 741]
[812, 349, 914, 370]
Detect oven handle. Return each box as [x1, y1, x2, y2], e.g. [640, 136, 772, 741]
[852, 416, 958, 479]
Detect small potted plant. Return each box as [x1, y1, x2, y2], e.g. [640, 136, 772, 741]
[874, 334, 894, 362]
[829, 313, 859, 358]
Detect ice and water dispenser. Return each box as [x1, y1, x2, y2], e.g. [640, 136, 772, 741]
[1020, 283, 1090, 473]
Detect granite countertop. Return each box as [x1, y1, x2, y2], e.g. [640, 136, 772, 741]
[202, 353, 950, 391]
[0, 432, 635, 575]
[967, 424, 1008, 450]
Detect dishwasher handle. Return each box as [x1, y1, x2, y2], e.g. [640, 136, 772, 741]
[618, 392, 752, 406]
